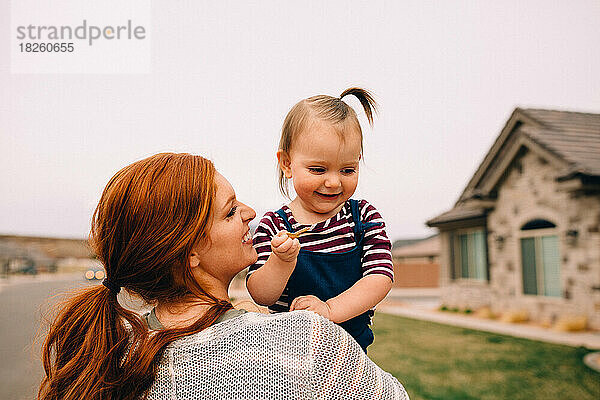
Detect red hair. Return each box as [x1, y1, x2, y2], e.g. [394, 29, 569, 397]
[38, 153, 232, 400]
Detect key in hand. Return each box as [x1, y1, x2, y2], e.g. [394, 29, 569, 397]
[285, 226, 310, 239]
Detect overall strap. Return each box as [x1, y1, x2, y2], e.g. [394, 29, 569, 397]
[349, 199, 383, 245]
[275, 208, 294, 232]
[349, 199, 363, 240]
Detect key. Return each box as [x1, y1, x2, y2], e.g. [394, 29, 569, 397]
[285, 226, 310, 239]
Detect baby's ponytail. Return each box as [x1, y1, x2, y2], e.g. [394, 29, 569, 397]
[339, 87, 378, 127]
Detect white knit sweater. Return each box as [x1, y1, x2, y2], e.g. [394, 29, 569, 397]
[146, 310, 409, 400]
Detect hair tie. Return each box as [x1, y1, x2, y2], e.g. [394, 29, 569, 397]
[102, 278, 121, 295]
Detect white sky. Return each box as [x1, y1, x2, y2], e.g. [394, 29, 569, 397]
[1, 1, 599, 241]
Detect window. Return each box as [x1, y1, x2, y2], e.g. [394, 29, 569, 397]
[520, 220, 561, 297]
[521, 219, 556, 230]
[453, 229, 488, 280]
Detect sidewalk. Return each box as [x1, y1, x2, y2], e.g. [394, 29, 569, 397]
[378, 300, 600, 350]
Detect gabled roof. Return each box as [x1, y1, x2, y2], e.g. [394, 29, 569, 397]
[428, 108, 600, 228]
[392, 237, 428, 250]
[457, 108, 600, 204]
[425, 207, 487, 226]
[392, 235, 440, 258]
[520, 109, 600, 177]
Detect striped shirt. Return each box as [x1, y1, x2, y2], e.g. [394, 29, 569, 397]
[248, 199, 394, 312]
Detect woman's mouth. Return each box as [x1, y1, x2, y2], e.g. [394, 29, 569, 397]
[242, 230, 252, 244]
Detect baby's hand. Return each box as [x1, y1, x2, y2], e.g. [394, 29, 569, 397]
[289, 295, 331, 319]
[271, 231, 300, 263]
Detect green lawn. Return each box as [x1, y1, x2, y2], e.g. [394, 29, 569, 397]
[369, 313, 600, 400]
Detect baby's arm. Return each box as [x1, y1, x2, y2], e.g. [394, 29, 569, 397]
[325, 274, 392, 323]
[290, 275, 391, 322]
[247, 231, 300, 306]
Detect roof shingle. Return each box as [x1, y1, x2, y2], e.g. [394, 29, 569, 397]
[520, 109, 600, 176]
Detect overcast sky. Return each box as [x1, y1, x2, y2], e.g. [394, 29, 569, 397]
[1, 1, 599, 242]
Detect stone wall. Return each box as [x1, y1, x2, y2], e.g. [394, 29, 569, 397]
[486, 150, 600, 329]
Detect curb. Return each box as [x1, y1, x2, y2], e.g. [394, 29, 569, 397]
[583, 352, 600, 373]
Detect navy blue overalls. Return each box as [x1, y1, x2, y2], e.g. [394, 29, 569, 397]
[275, 199, 381, 352]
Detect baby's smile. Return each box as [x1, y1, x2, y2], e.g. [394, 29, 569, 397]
[314, 191, 342, 200]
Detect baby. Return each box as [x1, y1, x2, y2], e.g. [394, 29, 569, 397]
[247, 88, 394, 351]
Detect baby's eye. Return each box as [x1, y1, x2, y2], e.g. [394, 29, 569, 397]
[341, 168, 356, 175]
[226, 205, 238, 218]
[308, 167, 326, 174]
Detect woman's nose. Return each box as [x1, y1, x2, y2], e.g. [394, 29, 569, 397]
[240, 203, 256, 222]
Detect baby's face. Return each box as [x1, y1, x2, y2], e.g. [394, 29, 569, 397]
[287, 121, 361, 219]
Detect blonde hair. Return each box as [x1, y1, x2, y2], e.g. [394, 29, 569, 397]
[278, 87, 378, 197]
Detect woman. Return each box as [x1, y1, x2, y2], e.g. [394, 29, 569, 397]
[38, 153, 409, 400]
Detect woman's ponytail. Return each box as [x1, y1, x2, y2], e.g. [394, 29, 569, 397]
[38, 284, 139, 400]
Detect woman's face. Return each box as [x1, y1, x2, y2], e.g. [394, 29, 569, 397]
[190, 172, 257, 285]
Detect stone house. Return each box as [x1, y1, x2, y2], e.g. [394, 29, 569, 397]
[427, 108, 600, 329]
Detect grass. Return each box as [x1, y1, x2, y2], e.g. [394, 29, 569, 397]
[369, 313, 600, 400]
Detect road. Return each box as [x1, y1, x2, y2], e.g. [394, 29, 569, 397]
[0, 274, 93, 400]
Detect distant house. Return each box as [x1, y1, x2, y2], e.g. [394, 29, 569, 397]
[427, 108, 600, 329]
[0, 235, 95, 275]
[391, 235, 440, 288]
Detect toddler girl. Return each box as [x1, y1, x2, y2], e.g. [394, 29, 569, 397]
[247, 88, 394, 351]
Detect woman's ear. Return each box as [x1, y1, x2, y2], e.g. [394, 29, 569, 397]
[189, 241, 206, 269]
[277, 150, 293, 179]
[189, 250, 201, 268]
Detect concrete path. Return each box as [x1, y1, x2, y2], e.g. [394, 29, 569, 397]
[378, 303, 600, 350]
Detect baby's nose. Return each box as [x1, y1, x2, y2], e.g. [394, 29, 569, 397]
[324, 174, 341, 188]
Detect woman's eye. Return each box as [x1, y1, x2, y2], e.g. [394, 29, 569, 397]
[226, 206, 238, 218]
[308, 167, 325, 173]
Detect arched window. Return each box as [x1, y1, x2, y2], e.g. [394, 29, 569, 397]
[519, 219, 560, 297]
[521, 219, 556, 230]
